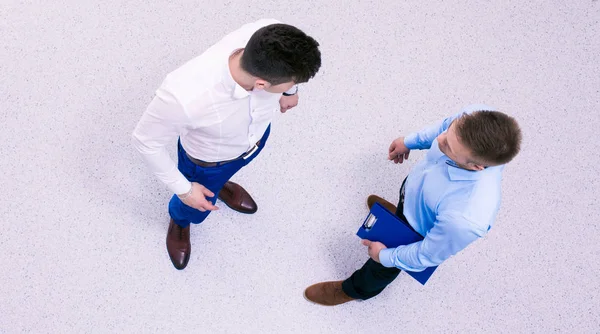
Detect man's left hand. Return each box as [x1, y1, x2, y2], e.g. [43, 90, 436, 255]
[361, 239, 387, 263]
[279, 94, 299, 113]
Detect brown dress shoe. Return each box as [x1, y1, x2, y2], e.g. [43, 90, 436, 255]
[218, 181, 257, 214]
[166, 219, 191, 270]
[304, 281, 356, 306]
[367, 194, 397, 213]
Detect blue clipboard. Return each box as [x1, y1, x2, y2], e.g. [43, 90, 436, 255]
[357, 202, 437, 285]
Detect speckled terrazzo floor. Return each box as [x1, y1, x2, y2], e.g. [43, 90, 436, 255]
[1, 1, 599, 333]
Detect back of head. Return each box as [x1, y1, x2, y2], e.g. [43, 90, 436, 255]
[456, 111, 523, 166]
[241, 23, 321, 85]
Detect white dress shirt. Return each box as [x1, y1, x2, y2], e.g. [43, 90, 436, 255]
[133, 19, 291, 195]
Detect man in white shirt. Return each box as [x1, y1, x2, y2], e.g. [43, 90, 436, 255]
[132, 19, 321, 270]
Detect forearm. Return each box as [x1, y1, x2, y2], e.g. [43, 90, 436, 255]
[379, 243, 431, 272]
[379, 214, 482, 271]
[403, 112, 467, 150]
[132, 133, 191, 195]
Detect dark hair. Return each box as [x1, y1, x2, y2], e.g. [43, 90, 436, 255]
[240, 23, 321, 85]
[455, 111, 522, 165]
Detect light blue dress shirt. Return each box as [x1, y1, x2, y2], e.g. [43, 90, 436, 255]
[379, 104, 504, 272]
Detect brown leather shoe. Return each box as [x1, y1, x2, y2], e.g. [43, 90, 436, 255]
[367, 194, 397, 213]
[304, 281, 356, 306]
[166, 219, 191, 270]
[218, 181, 257, 214]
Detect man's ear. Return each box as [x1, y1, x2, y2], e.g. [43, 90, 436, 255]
[253, 79, 269, 91]
[469, 162, 486, 171]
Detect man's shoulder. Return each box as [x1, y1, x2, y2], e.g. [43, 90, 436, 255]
[441, 169, 503, 233]
[159, 29, 234, 110]
[161, 52, 225, 105]
[466, 171, 503, 215]
[156, 19, 282, 109]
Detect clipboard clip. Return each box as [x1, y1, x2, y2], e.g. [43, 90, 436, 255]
[362, 213, 378, 230]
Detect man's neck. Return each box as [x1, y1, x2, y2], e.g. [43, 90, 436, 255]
[229, 50, 255, 91]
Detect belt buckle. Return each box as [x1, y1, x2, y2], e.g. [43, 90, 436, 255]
[243, 144, 259, 160]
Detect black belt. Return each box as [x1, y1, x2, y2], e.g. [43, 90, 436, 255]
[399, 176, 407, 207]
[396, 176, 411, 228]
[186, 140, 261, 168]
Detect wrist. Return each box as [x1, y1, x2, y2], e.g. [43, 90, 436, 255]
[403, 135, 417, 150]
[378, 248, 395, 268]
[177, 184, 193, 200]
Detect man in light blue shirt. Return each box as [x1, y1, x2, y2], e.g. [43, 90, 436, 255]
[305, 104, 522, 306]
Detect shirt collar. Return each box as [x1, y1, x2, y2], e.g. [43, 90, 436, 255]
[429, 138, 483, 181]
[223, 48, 250, 99]
[445, 160, 483, 181]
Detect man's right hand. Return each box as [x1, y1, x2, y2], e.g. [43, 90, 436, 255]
[388, 136, 411, 164]
[178, 182, 219, 212]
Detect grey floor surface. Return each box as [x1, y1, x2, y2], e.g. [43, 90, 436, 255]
[1, 0, 599, 333]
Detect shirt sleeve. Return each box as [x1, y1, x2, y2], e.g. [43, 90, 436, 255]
[403, 104, 496, 150]
[378, 211, 485, 271]
[131, 88, 192, 195]
[403, 113, 464, 150]
[284, 85, 298, 95]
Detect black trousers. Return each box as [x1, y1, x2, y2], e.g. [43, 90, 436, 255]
[342, 179, 412, 300]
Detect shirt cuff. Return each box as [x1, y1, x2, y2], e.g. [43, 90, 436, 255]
[403, 134, 419, 150]
[284, 85, 298, 95]
[379, 248, 396, 268]
[170, 176, 192, 195]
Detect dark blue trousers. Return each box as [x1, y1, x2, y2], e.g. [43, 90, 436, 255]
[169, 126, 271, 228]
[341, 181, 408, 300]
